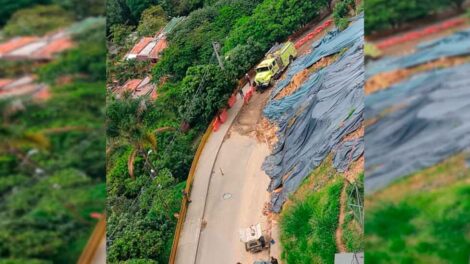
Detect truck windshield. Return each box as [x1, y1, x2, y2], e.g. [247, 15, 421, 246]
[256, 67, 269, 73]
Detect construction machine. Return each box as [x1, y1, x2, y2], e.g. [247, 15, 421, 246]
[239, 223, 269, 253]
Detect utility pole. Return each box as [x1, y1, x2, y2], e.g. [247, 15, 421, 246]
[212, 41, 224, 70]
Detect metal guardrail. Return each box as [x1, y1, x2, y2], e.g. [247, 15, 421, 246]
[77, 216, 106, 264]
[168, 121, 214, 264]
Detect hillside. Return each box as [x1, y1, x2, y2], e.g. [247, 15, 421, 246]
[0, 2, 106, 262]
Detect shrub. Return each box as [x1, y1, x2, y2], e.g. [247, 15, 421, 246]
[333, 0, 355, 30]
[2, 5, 73, 37]
[136, 5, 168, 37]
[178, 64, 236, 125]
[365, 0, 461, 34]
[224, 0, 329, 52]
[224, 38, 264, 78]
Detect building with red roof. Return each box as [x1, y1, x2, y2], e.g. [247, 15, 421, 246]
[113, 76, 157, 99]
[0, 75, 48, 100]
[0, 30, 73, 61]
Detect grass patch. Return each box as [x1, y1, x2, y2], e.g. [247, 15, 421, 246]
[365, 155, 470, 263]
[342, 173, 364, 252]
[280, 157, 354, 264]
[281, 179, 342, 264]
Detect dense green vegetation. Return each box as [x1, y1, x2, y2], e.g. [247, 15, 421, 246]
[279, 157, 364, 264]
[342, 173, 364, 252]
[137, 5, 168, 36]
[0, 3, 106, 263]
[365, 0, 467, 34]
[280, 160, 343, 264]
[2, 5, 73, 37]
[365, 156, 470, 264]
[106, 0, 220, 32]
[333, 0, 356, 30]
[0, 0, 105, 28]
[106, 0, 335, 262]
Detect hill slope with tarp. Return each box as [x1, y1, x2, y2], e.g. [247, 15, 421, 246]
[267, 12, 365, 264]
[364, 21, 470, 263]
[364, 28, 470, 193]
[262, 14, 365, 212]
[366, 28, 470, 77]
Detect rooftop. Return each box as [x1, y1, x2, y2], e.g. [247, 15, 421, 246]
[124, 17, 184, 62]
[0, 30, 73, 61]
[0, 75, 48, 100]
[114, 76, 157, 99]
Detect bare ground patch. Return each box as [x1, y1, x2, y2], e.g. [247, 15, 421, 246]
[366, 55, 470, 95]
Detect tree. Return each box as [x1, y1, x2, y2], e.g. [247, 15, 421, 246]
[0, 124, 49, 172]
[52, 0, 105, 19]
[2, 5, 73, 37]
[107, 96, 177, 179]
[224, 0, 329, 52]
[0, 0, 51, 26]
[333, 0, 355, 30]
[224, 38, 264, 79]
[126, 0, 159, 22]
[152, 1, 260, 81]
[137, 5, 168, 36]
[110, 24, 135, 47]
[364, 0, 454, 34]
[107, 0, 133, 31]
[179, 64, 236, 125]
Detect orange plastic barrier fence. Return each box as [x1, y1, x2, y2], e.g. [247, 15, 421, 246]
[219, 109, 228, 123]
[376, 17, 466, 49]
[295, 19, 332, 49]
[228, 94, 236, 108]
[212, 118, 221, 132]
[244, 86, 254, 104]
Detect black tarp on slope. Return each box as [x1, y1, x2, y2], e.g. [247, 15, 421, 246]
[365, 63, 470, 193]
[262, 40, 364, 212]
[366, 28, 470, 78]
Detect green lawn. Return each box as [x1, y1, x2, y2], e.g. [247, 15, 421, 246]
[365, 155, 470, 264]
[342, 173, 364, 252]
[280, 158, 360, 264]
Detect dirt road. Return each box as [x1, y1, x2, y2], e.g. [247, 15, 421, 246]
[196, 132, 271, 263]
[174, 15, 335, 263]
[194, 90, 280, 263]
[90, 236, 106, 264]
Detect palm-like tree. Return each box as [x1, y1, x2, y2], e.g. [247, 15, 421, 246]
[0, 124, 50, 170]
[106, 96, 175, 179]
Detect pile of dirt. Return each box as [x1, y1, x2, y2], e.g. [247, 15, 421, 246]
[341, 126, 364, 183]
[345, 156, 364, 183]
[342, 125, 364, 142]
[255, 117, 278, 149]
[335, 182, 348, 253]
[365, 55, 470, 94]
[229, 89, 271, 139]
[274, 69, 310, 99]
[274, 55, 339, 100]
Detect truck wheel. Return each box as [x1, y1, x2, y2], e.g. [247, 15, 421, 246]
[260, 236, 266, 247]
[289, 55, 294, 64]
[270, 78, 275, 86]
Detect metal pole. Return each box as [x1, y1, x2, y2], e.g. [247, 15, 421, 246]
[212, 42, 225, 70]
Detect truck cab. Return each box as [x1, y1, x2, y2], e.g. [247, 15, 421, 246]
[255, 58, 279, 89]
[254, 41, 297, 91]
